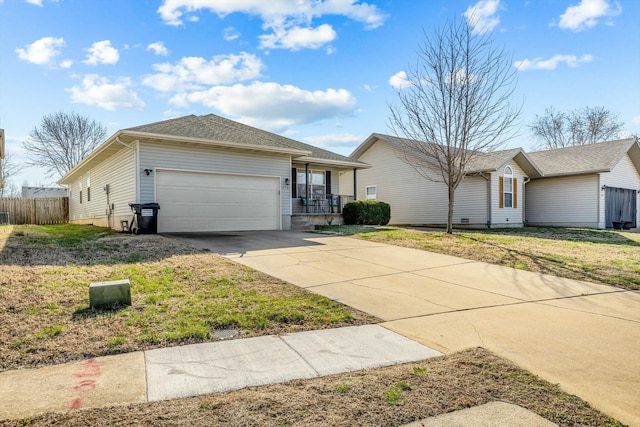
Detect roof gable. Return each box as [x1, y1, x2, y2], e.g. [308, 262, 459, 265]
[527, 138, 639, 177]
[352, 133, 542, 178]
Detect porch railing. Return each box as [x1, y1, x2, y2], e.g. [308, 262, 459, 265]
[293, 194, 354, 214]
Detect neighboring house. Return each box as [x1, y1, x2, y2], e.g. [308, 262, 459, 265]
[22, 186, 68, 198]
[0, 128, 4, 190]
[340, 133, 541, 228]
[57, 114, 366, 232]
[526, 138, 640, 229]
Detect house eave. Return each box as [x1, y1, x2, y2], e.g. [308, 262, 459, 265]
[294, 156, 371, 169]
[123, 130, 312, 157]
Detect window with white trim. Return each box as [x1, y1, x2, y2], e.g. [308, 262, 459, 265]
[365, 185, 377, 200]
[79, 179, 83, 204]
[86, 173, 91, 202]
[503, 166, 513, 208]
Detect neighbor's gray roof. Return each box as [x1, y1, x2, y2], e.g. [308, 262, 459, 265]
[527, 138, 640, 177]
[355, 133, 542, 177]
[125, 114, 365, 165]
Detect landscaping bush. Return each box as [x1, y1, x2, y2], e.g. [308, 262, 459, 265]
[343, 200, 391, 225]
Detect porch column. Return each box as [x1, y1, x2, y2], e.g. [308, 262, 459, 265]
[305, 163, 310, 213]
[353, 168, 357, 200]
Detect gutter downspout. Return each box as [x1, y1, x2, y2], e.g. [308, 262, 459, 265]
[522, 177, 530, 226]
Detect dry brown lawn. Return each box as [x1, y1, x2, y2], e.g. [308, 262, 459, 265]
[342, 226, 640, 290]
[1, 348, 622, 427]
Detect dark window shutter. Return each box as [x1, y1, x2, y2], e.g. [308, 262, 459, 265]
[499, 176, 504, 209]
[291, 168, 297, 198]
[513, 178, 518, 209]
[326, 171, 331, 195]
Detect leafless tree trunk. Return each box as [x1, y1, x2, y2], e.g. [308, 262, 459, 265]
[1, 151, 24, 197]
[529, 106, 623, 150]
[23, 111, 106, 179]
[389, 17, 521, 233]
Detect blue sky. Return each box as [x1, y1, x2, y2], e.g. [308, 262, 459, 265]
[1, 0, 638, 188]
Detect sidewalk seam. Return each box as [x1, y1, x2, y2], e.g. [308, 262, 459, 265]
[278, 336, 321, 377]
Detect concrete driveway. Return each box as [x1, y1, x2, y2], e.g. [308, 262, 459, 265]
[169, 231, 640, 426]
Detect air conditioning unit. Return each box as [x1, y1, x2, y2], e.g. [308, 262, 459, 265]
[0, 212, 9, 225]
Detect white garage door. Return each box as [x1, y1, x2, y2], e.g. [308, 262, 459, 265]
[156, 170, 280, 232]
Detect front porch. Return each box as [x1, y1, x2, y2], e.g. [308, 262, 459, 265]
[290, 194, 354, 230]
[292, 194, 354, 215]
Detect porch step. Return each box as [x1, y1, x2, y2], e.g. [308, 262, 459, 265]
[290, 216, 315, 231]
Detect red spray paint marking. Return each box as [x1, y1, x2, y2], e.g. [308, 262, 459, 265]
[69, 358, 102, 410]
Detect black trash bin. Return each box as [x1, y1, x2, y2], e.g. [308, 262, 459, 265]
[129, 203, 160, 234]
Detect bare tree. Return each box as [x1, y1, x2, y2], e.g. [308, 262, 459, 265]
[1, 151, 24, 197]
[23, 111, 107, 179]
[529, 106, 623, 150]
[389, 17, 521, 233]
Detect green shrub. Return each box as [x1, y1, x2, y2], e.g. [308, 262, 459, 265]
[343, 200, 391, 225]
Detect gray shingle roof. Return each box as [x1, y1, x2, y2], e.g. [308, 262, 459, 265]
[527, 138, 638, 176]
[125, 114, 364, 165]
[361, 133, 541, 177]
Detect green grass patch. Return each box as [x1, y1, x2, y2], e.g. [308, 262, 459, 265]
[34, 325, 64, 340]
[1, 224, 373, 371]
[333, 383, 351, 393]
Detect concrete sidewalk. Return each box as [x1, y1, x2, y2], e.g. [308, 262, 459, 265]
[171, 231, 640, 427]
[0, 325, 441, 420]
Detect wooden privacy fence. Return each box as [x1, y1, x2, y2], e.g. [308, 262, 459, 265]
[0, 197, 69, 225]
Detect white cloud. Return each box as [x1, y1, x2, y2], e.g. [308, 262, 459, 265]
[142, 52, 264, 92]
[558, 0, 622, 31]
[464, 0, 501, 34]
[388, 71, 411, 89]
[15, 36, 64, 66]
[60, 59, 73, 69]
[631, 115, 640, 126]
[169, 81, 356, 131]
[147, 41, 169, 56]
[157, 0, 386, 50]
[514, 54, 594, 71]
[259, 24, 337, 50]
[224, 27, 240, 41]
[302, 133, 364, 149]
[68, 74, 145, 110]
[25, 0, 43, 6]
[84, 40, 119, 65]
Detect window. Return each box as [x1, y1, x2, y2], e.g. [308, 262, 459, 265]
[295, 169, 326, 198]
[365, 185, 377, 200]
[503, 166, 513, 208]
[86, 173, 91, 202]
[499, 166, 517, 209]
[79, 180, 83, 204]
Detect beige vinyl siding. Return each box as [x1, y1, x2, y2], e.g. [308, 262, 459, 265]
[351, 140, 449, 225]
[490, 162, 525, 227]
[526, 175, 599, 227]
[138, 141, 291, 224]
[600, 154, 640, 227]
[68, 145, 135, 228]
[454, 175, 489, 225]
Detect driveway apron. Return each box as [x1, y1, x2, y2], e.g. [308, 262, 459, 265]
[169, 231, 640, 427]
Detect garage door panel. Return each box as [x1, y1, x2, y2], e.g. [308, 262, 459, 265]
[156, 170, 280, 233]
